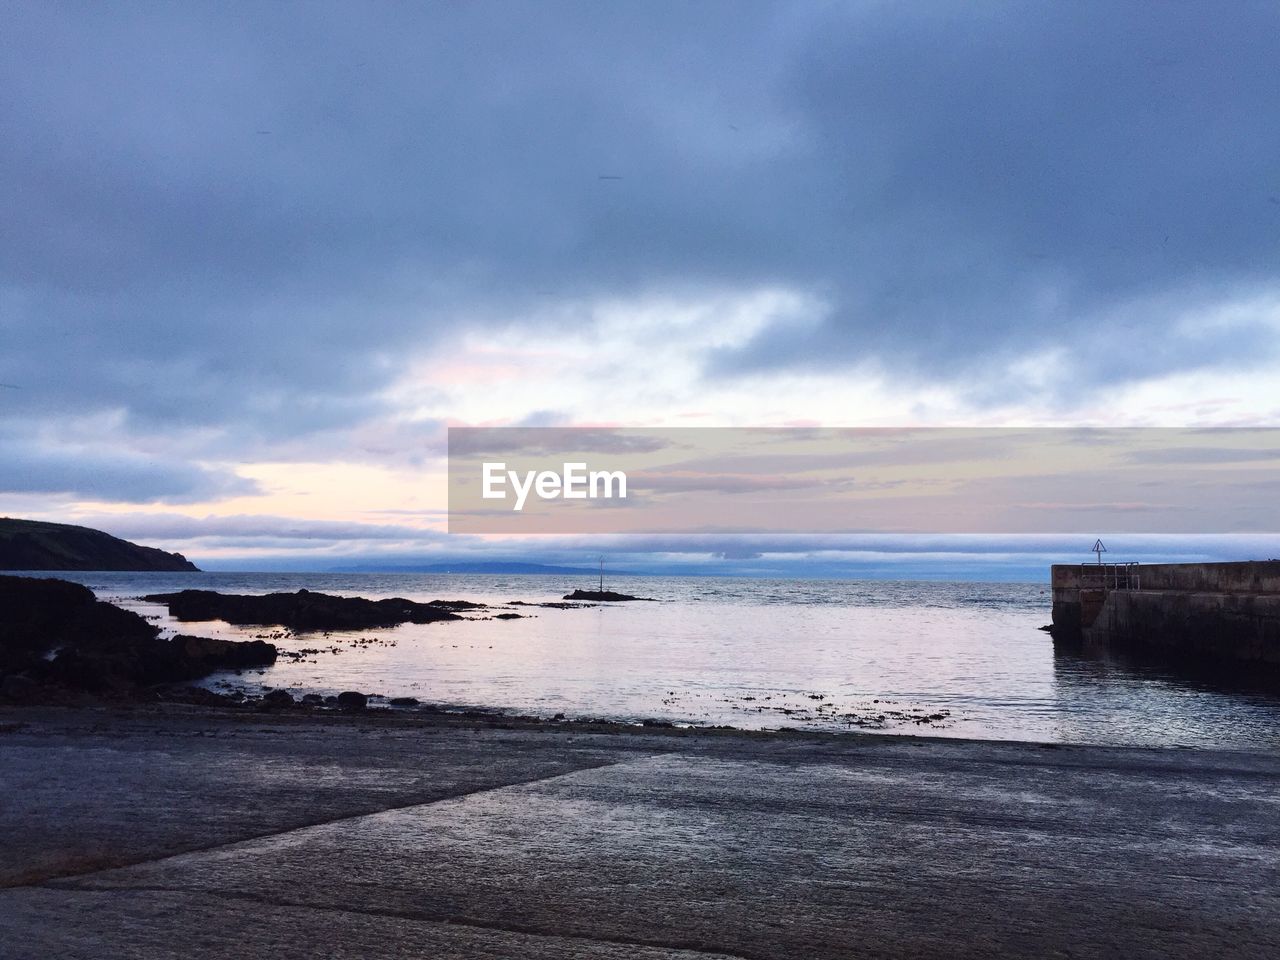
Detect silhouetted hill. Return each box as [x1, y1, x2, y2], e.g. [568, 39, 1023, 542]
[0, 518, 199, 572]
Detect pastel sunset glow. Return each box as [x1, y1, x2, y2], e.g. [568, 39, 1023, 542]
[3, 2, 1279, 573]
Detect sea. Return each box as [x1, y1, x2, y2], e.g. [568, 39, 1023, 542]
[34, 571, 1280, 750]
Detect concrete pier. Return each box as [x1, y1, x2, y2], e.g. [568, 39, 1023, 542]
[1051, 560, 1280, 666]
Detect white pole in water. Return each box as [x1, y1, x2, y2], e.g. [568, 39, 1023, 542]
[599, 556, 604, 592]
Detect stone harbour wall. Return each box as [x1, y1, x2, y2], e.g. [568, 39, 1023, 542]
[1050, 560, 1280, 667]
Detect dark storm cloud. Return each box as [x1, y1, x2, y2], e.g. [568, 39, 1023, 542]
[0, 434, 256, 503]
[709, 3, 1280, 382]
[3, 0, 1279, 482]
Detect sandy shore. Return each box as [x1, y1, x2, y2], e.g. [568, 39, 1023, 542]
[2, 704, 1278, 959]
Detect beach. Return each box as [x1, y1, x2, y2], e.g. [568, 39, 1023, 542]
[3, 572, 1279, 957]
[3, 703, 1279, 959]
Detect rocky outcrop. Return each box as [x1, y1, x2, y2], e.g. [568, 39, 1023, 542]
[510, 600, 597, 609]
[336, 691, 368, 711]
[562, 589, 653, 602]
[261, 689, 295, 707]
[142, 589, 481, 632]
[0, 575, 155, 677]
[163, 635, 279, 678]
[0, 575, 275, 700]
[0, 518, 199, 571]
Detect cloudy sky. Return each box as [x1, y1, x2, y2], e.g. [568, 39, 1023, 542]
[2, 2, 1278, 574]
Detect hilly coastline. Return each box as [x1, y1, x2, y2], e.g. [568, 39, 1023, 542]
[0, 518, 199, 572]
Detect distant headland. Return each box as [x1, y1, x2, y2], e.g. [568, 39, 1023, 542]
[0, 518, 199, 572]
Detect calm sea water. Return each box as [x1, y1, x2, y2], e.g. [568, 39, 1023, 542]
[38, 571, 1280, 750]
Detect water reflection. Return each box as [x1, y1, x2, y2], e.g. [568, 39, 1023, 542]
[1050, 638, 1280, 749]
[29, 570, 1280, 751]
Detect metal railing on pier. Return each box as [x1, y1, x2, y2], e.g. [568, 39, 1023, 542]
[1080, 562, 1141, 591]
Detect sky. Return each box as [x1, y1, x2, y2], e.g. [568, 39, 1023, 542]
[2, 1, 1279, 575]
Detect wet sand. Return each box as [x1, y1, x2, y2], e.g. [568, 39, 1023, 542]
[2, 704, 1278, 959]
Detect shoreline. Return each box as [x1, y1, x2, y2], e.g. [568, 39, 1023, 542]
[4, 698, 1278, 757]
[7, 573, 1280, 750]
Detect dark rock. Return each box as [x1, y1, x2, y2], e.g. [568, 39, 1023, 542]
[301, 693, 325, 705]
[562, 589, 654, 602]
[159, 686, 233, 707]
[142, 588, 474, 632]
[1, 574, 158, 677]
[170, 634, 276, 671]
[388, 696, 419, 706]
[0, 674, 39, 702]
[494, 612, 523, 620]
[336, 691, 367, 711]
[261, 689, 294, 707]
[510, 600, 596, 609]
[0, 574, 277, 698]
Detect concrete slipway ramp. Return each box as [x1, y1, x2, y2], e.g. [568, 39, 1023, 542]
[1, 706, 1278, 959]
